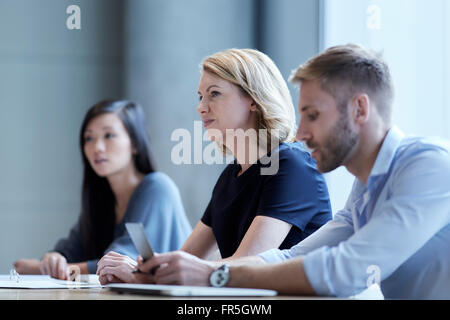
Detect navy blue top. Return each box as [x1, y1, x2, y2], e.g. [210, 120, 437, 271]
[54, 172, 192, 273]
[201, 142, 332, 258]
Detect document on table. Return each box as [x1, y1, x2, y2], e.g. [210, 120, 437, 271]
[0, 275, 102, 289]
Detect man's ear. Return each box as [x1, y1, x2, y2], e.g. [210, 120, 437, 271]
[352, 93, 370, 124]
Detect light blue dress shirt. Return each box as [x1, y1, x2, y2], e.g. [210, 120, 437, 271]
[259, 126, 450, 299]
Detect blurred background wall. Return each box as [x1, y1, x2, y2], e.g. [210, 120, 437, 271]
[0, 0, 448, 273]
[0, 0, 126, 272]
[0, 0, 319, 272]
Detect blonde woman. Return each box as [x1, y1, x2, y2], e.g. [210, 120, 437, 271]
[97, 49, 331, 285]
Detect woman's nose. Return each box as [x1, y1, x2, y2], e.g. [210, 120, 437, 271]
[196, 99, 209, 114]
[94, 138, 106, 152]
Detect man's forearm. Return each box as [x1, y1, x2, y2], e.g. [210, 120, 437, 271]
[221, 254, 266, 266]
[228, 256, 316, 296]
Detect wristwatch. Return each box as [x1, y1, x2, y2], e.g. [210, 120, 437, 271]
[209, 264, 230, 287]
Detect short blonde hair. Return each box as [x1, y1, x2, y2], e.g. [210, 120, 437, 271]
[290, 43, 394, 122]
[201, 48, 297, 153]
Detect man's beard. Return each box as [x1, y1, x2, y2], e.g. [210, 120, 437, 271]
[308, 112, 358, 173]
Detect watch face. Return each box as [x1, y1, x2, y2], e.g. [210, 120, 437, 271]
[210, 269, 229, 287]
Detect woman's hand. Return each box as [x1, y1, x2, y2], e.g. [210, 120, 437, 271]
[40, 252, 70, 280]
[96, 251, 154, 285]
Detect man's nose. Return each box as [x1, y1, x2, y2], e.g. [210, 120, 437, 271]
[296, 124, 311, 141]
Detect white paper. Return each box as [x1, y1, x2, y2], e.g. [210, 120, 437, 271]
[0, 274, 102, 289]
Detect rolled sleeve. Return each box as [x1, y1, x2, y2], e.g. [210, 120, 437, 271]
[302, 149, 450, 297]
[259, 212, 356, 294]
[258, 248, 291, 263]
[303, 246, 335, 296]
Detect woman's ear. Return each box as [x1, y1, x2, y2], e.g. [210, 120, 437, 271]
[249, 100, 258, 112]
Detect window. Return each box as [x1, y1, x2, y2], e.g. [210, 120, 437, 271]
[320, 0, 450, 212]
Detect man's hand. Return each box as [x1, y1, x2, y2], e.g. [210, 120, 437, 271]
[137, 251, 216, 286]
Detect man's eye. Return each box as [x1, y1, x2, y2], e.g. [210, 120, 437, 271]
[308, 113, 319, 121]
[198, 95, 203, 101]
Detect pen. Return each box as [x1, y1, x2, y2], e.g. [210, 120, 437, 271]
[132, 265, 158, 275]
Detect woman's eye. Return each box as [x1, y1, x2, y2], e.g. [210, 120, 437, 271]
[308, 113, 319, 121]
[84, 136, 93, 143]
[198, 95, 203, 101]
[105, 133, 115, 139]
[210, 91, 220, 97]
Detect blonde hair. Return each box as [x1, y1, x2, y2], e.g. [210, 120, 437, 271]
[201, 48, 296, 153]
[290, 43, 394, 122]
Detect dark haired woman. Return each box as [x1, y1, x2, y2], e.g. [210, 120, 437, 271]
[13, 100, 192, 280]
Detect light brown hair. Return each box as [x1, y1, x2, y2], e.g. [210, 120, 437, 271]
[290, 43, 394, 122]
[201, 48, 297, 154]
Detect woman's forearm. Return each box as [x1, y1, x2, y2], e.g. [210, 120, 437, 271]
[13, 258, 41, 274]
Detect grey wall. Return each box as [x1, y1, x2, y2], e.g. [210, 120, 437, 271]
[122, 0, 257, 226]
[0, 0, 125, 272]
[259, 0, 320, 106]
[0, 0, 320, 272]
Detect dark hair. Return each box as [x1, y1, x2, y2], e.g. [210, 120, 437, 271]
[79, 100, 155, 259]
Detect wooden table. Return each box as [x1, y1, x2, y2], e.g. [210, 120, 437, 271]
[0, 287, 325, 300]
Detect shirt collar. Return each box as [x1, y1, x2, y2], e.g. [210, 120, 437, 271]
[369, 125, 404, 178]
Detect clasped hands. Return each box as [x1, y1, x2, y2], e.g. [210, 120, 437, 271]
[96, 251, 215, 286]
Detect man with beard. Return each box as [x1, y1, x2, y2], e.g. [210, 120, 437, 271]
[136, 44, 450, 299]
